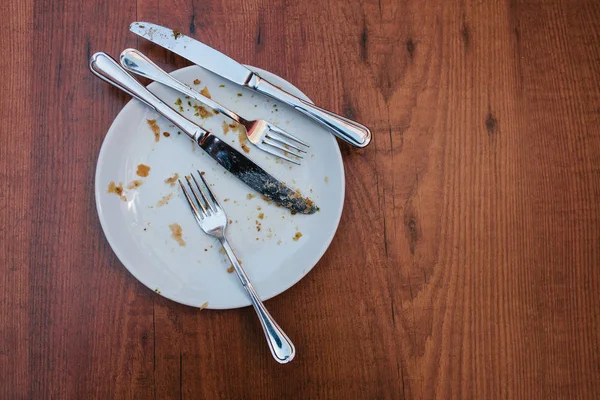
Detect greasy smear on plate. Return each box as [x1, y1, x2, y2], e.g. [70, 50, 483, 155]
[136, 164, 151, 177]
[293, 232, 303, 241]
[199, 302, 209, 310]
[147, 119, 160, 142]
[193, 79, 201, 85]
[236, 126, 250, 153]
[127, 180, 143, 189]
[222, 121, 230, 135]
[157, 193, 174, 207]
[169, 223, 186, 246]
[193, 104, 213, 119]
[107, 181, 126, 201]
[164, 173, 179, 187]
[200, 86, 211, 98]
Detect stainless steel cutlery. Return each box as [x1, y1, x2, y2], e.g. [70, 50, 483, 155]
[119, 48, 308, 164]
[179, 171, 295, 364]
[130, 21, 372, 148]
[89, 52, 317, 214]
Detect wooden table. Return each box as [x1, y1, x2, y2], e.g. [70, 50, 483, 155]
[2, 0, 599, 398]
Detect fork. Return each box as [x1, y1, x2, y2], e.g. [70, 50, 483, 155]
[178, 171, 295, 363]
[121, 48, 308, 165]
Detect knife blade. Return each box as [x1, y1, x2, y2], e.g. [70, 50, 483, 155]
[89, 52, 317, 214]
[130, 22, 372, 148]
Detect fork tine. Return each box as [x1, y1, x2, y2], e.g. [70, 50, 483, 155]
[265, 132, 307, 154]
[196, 170, 222, 210]
[259, 143, 302, 165]
[178, 179, 204, 222]
[263, 137, 304, 159]
[190, 172, 217, 214]
[184, 175, 209, 214]
[268, 124, 309, 147]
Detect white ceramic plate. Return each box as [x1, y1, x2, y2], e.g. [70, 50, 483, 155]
[95, 65, 345, 309]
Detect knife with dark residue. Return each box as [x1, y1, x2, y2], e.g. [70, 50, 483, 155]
[89, 52, 316, 214]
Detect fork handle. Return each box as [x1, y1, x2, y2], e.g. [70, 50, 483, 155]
[89, 52, 207, 142]
[248, 75, 372, 148]
[219, 237, 296, 364]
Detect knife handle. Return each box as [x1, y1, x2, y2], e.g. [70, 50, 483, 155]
[89, 52, 206, 141]
[250, 76, 372, 148]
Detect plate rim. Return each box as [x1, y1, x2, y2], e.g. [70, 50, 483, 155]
[94, 64, 345, 309]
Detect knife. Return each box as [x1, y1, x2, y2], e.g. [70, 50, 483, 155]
[130, 22, 372, 148]
[89, 52, 317, 215]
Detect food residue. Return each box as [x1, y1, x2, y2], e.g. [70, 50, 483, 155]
[163, 131, 170, 137]
[193, 104, 213, 118]
[169, 223, 186, 246]
[324, 176, 329, 183]
[219, 84, 225, 88]
[127, 180, 143, 189]
[157, 193, 174, 207]
[223, 198, 230, 202]
[255, 220, 262, 232]
[147, 119, 160, 142]
[238, 129, 250, 153]
[172, 29, 183, 39]
[136, 164, 151, 177]
[247, 193, 255, 199]
[174, 98, 184, 112]
[293, 232, 303, 241]
[227, 265, 235, 273]
[193, 79, 201, 85]
[277, 240, 282, 245]
[237, 93, 242, 97]
[164, 173, 179, 187]
[154, 288, 161, 294]
[258, 213, 264, 220]
[222, 121, 230, 135]
[107, 181, 127, 201]
[200, 86, 211, 98]
[199, 302, 208, 310]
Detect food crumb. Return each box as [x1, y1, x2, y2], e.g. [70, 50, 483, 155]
[127, 180, 143, 189]
[277, 240, 282, 245]
[193, 104, 213, 118]
[163, 131, 170, 137]
[107, 181, 127, 201]
[222, 121, 230, 135]
[256, 238, 259, 241]
[193, 78, 201, 85]
[154, 288, 161, 294]
[200, 86, 211, 98]
[247, 193, 255, 199]
[258, 213, 264, 220]
[227, 265, 234, 273]
[199, 302, 208, 310]
[164, 173, 179, 187]
[237, 93, 242, 97]
[172, 29, 182, 39]
[219, 84, 225, 88]
[229, 219, 233, 224]
[169, 223, 186, 246]
[147, 119, 160, 142]
[157, 193, 174, 207]
[293, 232, 303, 241]
[136, 163, 151, 177]
[219, 248, 226, 254]
[223, 198, 230, 202]
[238, 129, 250, 153]
[324, 176, 329, 183]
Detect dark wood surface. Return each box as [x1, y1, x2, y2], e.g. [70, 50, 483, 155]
[2, 0, 599, 398]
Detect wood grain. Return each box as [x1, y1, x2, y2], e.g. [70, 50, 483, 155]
[1, 0, 599, 398]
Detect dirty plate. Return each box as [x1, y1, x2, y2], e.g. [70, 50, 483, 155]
[95, 65, 345, 309]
